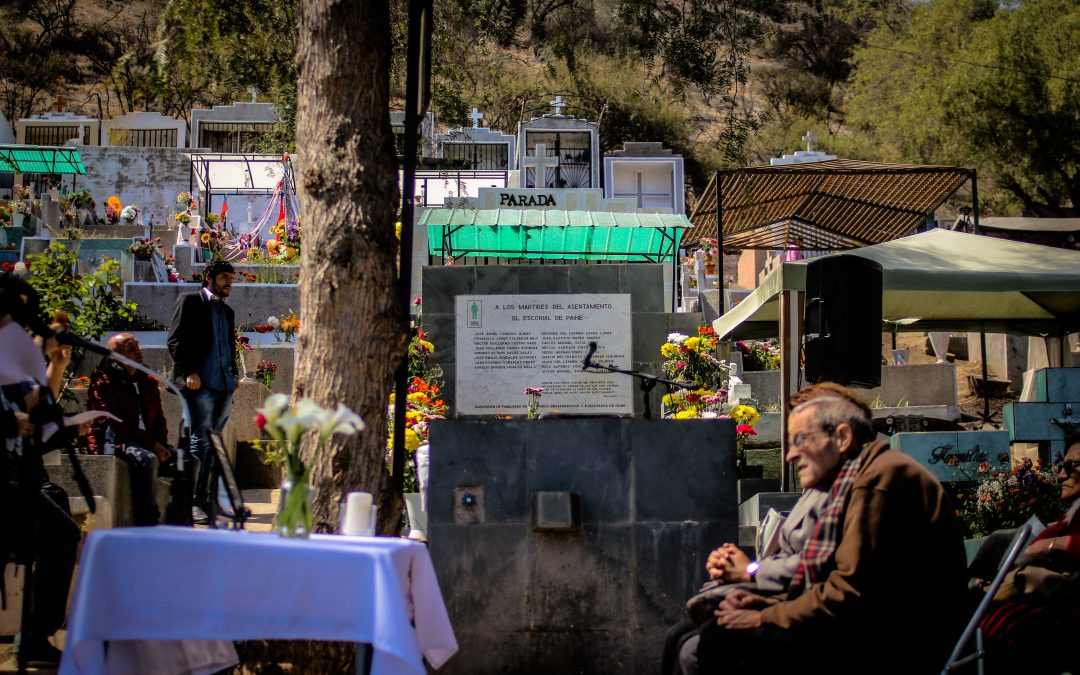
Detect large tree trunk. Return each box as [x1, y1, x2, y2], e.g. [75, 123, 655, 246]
[295, 0, 405, 535]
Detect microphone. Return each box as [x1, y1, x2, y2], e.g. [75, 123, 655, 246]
[582, 341, 598, 371]
[53, 330, 111, 356]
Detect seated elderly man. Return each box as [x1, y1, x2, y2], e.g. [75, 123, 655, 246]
[696, 383, 968, 675]
[87, 333, 175, 525]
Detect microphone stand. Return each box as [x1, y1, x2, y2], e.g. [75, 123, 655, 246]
[582, 348, 697, 420]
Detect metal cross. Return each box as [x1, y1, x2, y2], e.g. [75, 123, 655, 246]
[802, 130, 816, 152]
[549, 96, 566, 116]
[470, 107, 484, 128]
[521, 143, 561, 187]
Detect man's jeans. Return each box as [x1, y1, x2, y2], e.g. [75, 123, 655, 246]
[185, 387, 233, 508]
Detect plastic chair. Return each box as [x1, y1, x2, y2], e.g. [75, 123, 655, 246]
[942, 522, 1033, 674]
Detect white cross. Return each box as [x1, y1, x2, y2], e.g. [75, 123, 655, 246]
[549, 96, 566, 116]
[521, 143, 561, 187]
[249, 86, 259, 103]
[802, 130, 816, 152]
[470, 107, 484, 128]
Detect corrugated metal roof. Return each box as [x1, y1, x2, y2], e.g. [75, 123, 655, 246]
[420, 208, 688, 261]
[685, 158, 971, 249]
[0, 145, 86, 174]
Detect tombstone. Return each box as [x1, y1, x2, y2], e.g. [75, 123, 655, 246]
[15, 110, 100, 146]
[189, 102, 278, 152]
[0, 110, 15, 144]
[101, 112, 186, 148]
[390, 110, 438, 160]
[890, 430, 1011, 483]
[517, 97, 599, 189]
[768, 131, 837, 166]
[435, 108, 516, 170]
[422, 264, 698, 418]
[603, 142, 685, 214]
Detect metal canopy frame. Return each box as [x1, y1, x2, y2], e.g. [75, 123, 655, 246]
[685, 159, 976, 251]
[0, 144, 86, 175]
[186, 153, 293, 196]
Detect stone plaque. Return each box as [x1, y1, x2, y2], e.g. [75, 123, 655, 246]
[455, 294, 632, 415]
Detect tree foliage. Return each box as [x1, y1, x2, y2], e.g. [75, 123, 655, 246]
[846, 0, 1080, 215]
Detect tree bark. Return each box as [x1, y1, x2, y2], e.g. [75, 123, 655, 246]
[295, 0, 406, 535]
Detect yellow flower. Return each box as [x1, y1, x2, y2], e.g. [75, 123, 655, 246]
[662, 392, 681, 407]
[395, 221, 402, 239]
[674, 409, 699, 419]
[405, 427, 421, 452]
[200, 232, 210, 244]
[684, 336, 701, 351]
[661, 343, 678, 358]
[730, 404, 759, 427]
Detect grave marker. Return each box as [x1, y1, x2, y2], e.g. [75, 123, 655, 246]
[455, 293, 633, 415]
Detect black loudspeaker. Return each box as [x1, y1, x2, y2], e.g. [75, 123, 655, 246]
[804, 254, 883, 388]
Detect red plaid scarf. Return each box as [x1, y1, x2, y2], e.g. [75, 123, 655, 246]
[787, 443, 871, 598]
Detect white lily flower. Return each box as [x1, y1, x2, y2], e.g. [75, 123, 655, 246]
[277, 397, 327, 445]
[256, 393, 291, 425]
[318, 403, 365, 445]
[268, 316, 281, 328]
[667, 332, 688, 343]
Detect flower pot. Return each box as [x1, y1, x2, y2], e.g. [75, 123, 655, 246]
[404, 492, 428, 540]
[705, 263, 717, 276]
[277, 476, 313, 538]
[77, 208, 91, 225]
[241, 349, 262, 380]
[133, 260, 155, 281]
[11, 212, 24, 230]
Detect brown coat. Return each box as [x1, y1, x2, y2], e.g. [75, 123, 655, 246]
[760, 440, 968, 670]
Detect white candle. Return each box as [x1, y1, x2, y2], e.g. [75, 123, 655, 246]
[343, 492, 373, 535]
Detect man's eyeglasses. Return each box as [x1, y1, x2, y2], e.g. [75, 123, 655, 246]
[1059, 459, 1080, 476]
[790, 429, 831, 449]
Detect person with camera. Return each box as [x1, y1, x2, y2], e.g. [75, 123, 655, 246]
[87, 333, 177, 526]
[0, 274, 81, 667]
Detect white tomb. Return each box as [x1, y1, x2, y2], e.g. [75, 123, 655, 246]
[435, 108, 517, 170]
[390, 111, 438, 159]
[517, 96, 599, 189]
[101, 112, 187, 149]
[16, 111, 100, 146]
[604, 142, 685, 214]
[190, 102, 279, 152]
[769, 131, 836, 166]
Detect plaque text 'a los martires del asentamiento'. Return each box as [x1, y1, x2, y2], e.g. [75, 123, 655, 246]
[456, 294, 632, 415]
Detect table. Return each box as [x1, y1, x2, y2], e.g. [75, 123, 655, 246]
[59, 527, 458, 675]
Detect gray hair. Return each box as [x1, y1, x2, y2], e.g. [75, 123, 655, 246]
[791, 395, 875, 445]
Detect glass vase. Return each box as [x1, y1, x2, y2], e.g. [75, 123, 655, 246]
[277, 475, 313, 538]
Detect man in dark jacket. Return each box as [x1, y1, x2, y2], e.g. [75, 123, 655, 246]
[698, 383, 968, 675]
[167, 259, 238, 523]
[87, 333, 175, 525]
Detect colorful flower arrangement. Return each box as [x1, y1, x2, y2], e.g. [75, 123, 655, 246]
[524, 386, 544, 420]
[736, 339, 781, 371]
[255, 394, 365, 537]
[120, 204, 140, 223]
[279, 310, 300, 342]
[127, 237, 164, 261]
[266, 218, 301, 261]
[176, 192, 192, 205]
[660, 325, 730, 391]
[683, 236, 719, 272]
[957, 456, 1065, 538]
[255, 359, 277, 389]
[105, 196, 123, 224]
[13, 184, 30, 200]
[387, 303, 448, 493]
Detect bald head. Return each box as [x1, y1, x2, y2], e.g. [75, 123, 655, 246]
[107, 333, 142, 372]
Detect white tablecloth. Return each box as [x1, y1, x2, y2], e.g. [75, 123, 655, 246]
[59, 527, 458, 675]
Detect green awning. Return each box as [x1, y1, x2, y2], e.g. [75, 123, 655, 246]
[421, 208, 687, 262]
[0, 145, 86, 174]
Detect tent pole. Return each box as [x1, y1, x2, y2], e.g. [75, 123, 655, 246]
[980, 330, 990, 422]
[715, 170, 724, 317]
[971, 169, 980, 235]
[779, 288, 803, 492]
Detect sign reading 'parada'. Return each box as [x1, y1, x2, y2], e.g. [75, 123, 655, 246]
[476, 187, 634, 213]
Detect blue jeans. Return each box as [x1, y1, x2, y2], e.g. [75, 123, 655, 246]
[185, 387, 233, 507]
